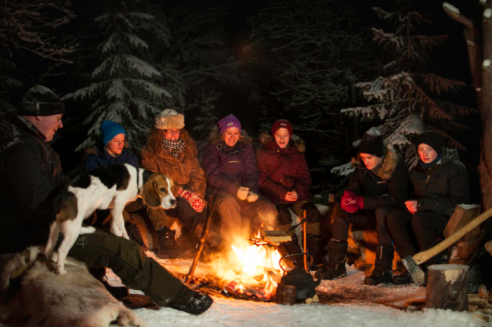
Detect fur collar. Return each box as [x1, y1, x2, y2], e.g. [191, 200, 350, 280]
[352, 144, 399, 181]
[208, 125, 253, 147]
[258, 133, 306, 153]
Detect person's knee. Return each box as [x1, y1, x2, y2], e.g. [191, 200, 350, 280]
[216, 194, 240, 211]
[276, 204, 291, 225]
[411, 212, 430, 231]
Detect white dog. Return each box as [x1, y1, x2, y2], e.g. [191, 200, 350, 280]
[45, 164, 176, 274]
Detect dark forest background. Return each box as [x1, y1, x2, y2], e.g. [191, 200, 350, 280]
[0, 0, 481, 201]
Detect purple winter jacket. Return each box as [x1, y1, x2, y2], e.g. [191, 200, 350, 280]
[202, 127, 259, 196]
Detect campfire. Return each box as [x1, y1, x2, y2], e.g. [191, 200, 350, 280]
[209, 231, 287, 301]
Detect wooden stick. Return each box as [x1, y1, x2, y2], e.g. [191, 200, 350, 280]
[303, 210, 308, 272]
[185, 198, 217, 284]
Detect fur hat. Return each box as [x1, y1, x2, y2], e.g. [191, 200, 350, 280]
[218, 114, 241, 134]
[100, 120, 126, 145]
[154, 109, 185, 130]
[17, 86, 65, 116]
[271, 120, 293, 137]
[415, 130, 444, 156]
[358, 127, 384, 158]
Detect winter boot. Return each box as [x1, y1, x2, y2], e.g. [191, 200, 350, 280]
[125, 222, 145, 248]
[364, 245, 394, 285]
[156, 227, 193, 259]
[168, 284, 214, 315]
[316, 239, 348, 280]
[306, 234, 324, 271]
[392, 261, 413, 285]
[278, 234, 304, 269]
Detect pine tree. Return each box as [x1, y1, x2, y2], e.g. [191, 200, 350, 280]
[340, 3, 475, 170]
[64, 0, 171, 151]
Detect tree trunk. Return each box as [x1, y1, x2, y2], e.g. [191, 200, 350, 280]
[444, 2, 492, 210]
[481, 1, 492, 210]
[426, 264, 469, 311]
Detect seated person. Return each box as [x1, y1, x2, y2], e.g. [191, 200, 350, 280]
[386, 130, 469, 284]
[141, 109, 219, 258]
[317, 127, 409, 285]
[256, 120, 323, 267]
[84, 120, 139, 171]
[202, 114, 277, 249]
[0, 86, 213, 315]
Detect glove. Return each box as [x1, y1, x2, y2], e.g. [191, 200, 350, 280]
[237, 186, 249, 201]
[178, 189, 205, 213]
[340, 190, 364, 213]
[246, 191, 258, 203]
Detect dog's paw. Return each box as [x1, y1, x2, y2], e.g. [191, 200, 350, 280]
[50, 252, 59, 263]
[56, 266, 67, 275]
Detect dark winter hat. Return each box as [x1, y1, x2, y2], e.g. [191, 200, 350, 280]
[100, 120, 126, 145]
[415, 130, 444, 156]
[218, 114, 241, 134]
[358, 127, 384, 157]
[17, 86, 65, 116]
[271, 120, 293, 137]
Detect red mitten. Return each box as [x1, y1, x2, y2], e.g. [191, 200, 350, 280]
[340, 190, 363, 213]
[178, 189, 205, 213]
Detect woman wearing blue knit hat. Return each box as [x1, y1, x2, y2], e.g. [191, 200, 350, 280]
[84, 120, 139, 171]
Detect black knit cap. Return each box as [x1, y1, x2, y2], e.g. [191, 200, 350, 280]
[358, 127, 384, 157]
[415, 131, 444, 156]
[17, 86, 65, 116]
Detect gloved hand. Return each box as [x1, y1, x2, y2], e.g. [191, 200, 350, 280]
[237, 186, 249, 201]
[178, 188, 205, 212]
[340, 190, 364, 213]
[246, 191, 259, 203]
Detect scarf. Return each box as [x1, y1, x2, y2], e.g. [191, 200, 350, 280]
[163, 138, 186, 158]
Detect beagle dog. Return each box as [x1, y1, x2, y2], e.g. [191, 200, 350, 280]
[45, 163, 176, 274]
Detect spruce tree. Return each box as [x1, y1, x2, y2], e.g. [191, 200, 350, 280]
[340, 3, 474, 169]
[64, 0, 171, 151]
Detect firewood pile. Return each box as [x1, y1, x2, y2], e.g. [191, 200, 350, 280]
[468, 285, 492, 323]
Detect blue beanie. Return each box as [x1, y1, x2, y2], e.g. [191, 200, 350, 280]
[100, 120, 126, 145]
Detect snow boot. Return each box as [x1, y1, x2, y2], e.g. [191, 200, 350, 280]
[125, 222, 145, 248]
[306, 234, 324, 271]
[316, 239, 347, 280]
[156, 227, 193, 259]
[392, 261, 413, 285]
[364, 245, 393, 285]
[168, 285, 213, 315]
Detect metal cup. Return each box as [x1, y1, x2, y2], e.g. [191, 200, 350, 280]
[274, 284, 296, 305]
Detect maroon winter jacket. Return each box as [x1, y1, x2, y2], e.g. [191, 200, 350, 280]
[256, 136, 311, 205]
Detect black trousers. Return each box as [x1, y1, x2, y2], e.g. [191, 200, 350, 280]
[386, 209, 449, 266]
[331, 204, 394, 246]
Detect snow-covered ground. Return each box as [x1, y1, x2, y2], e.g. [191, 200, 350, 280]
[109, 255, 485, 327]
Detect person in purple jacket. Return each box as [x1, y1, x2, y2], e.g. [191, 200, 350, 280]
[202, 114, 277, 248]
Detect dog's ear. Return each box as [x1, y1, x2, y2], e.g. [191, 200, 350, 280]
[141, 175, 162, 208]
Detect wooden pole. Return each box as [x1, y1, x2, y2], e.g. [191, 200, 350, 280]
[426, 264, 469, 311]
[185, 198, 216, 284]
[303, 210, 308, 272]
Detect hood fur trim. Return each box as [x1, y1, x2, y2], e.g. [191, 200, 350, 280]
[259, 133, 306, 153]
[352, 144, 399, 181]
[208, 125, 252, 146]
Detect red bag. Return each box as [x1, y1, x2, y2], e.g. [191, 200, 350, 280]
[178, 189, 205, 213]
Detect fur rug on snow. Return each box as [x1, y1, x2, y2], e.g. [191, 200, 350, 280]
[0, 256, 147, 327]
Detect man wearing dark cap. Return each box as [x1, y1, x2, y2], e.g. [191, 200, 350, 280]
[0, 86, 213, 315]
[317, 127, 409, 285]
[386, 130, 469, 284]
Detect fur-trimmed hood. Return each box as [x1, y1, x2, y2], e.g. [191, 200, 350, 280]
[351, 144, 399, 182]
[258, 133, 306, 153]
[208, 125, 253, 147]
